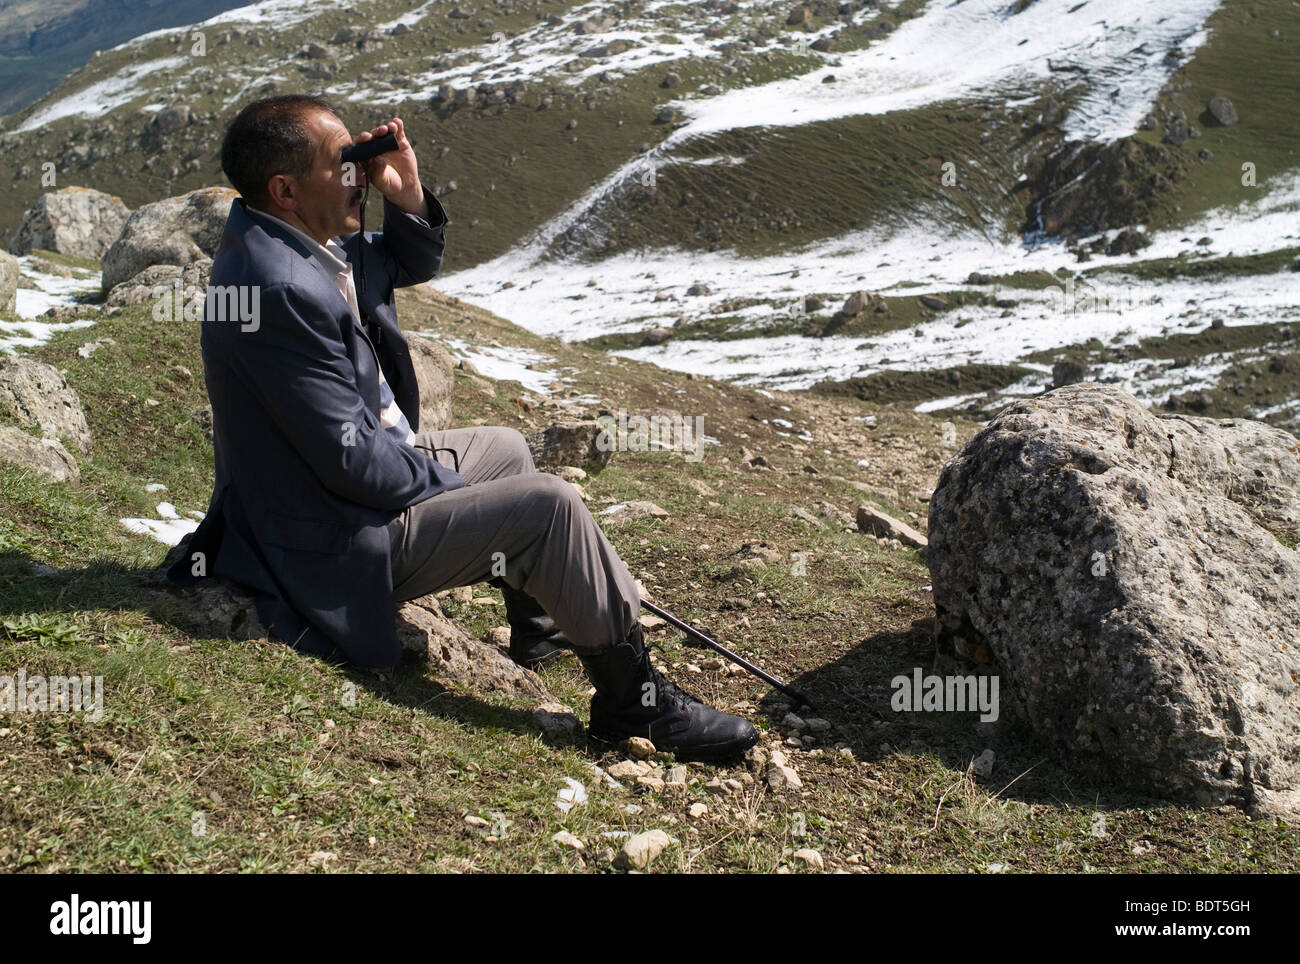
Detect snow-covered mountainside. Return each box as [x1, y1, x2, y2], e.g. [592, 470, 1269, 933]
[2, 0, 1297, 425]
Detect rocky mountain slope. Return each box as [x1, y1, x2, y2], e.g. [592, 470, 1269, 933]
[2, 0, 1296, 426]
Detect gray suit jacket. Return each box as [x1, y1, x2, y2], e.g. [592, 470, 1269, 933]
[167, 185, 465, 666]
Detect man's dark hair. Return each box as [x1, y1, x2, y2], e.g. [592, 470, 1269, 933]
[220, 95, 343, 211]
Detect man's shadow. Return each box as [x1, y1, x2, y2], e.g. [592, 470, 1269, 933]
[0, 549, 577, 747]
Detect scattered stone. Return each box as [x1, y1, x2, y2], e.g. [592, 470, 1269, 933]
[636, 774, 665, 792]
[766, 762, 803, 792]
[1206, 96, 1237, 126]
[552, 830, 585, 849]
[0, 252, 17, 313]
[552, 465, 587, 482]
[607, 760, 654, 780]
[686, 478, 717, 497]
[393, 595, 550, 698]
[856, 504, 928, 548]
[973, 748, 995, 777]
[919, 294, 947, 310]
[599, 500, 669, 522]
[687, 802, 708, 819]
[617, 829, 675, 871]
[532, 702, 584, 742]
[642, 326, 672, 346]
[793, 848, 824, 871]
[307, 851, 339, 870]
[627, 736, 657, 759]
[790, 506, 826, 528]
[841, 290, 874, 316]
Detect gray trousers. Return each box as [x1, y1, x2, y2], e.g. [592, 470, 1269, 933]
[387, 426, 641, 654]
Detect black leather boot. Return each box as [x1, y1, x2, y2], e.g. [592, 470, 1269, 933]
[579, 624, 758, 761]
[496, 581, 571, 670]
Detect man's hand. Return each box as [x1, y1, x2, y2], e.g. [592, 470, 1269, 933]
[353, 117, 428, 218]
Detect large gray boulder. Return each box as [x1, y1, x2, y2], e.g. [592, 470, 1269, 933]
[0, 357, 92, 456]
[928, 382, 1300, 816]
[100, 186, 236, 296]
[9, 186, 131, 259]
[0, 251, 18, 314]
[406, 335, 455, 432]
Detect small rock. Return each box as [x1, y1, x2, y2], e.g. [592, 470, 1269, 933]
[307, 851, 339, 870]
[793, 848, 824, 871]
[627, 736, 657, 759]
[688, 802, 708, 819]
[552, 830, 585, 849]
[1206, 96, 1237, 126]
[533, 702, 584, 742]
[767, 763, 803, 791]
[599, 500, 669, 522]
[607, 760, 653, 780]
[856, 504, 928, 548]
[617, 829, 675, 871]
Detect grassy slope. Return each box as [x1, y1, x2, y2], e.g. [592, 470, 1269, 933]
[1136, 0, 1300, 234]
[0, 275, 1295, 873]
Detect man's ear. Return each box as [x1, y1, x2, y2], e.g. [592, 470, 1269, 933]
[265, 174, 298, 213]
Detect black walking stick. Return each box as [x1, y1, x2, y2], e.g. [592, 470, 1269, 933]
[639, 598, 815, 710]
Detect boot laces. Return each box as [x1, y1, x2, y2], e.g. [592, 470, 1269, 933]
[641, 644, 704, 710]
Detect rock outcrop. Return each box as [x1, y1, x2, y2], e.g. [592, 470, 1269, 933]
[0, 426, 79, 482]
[100, 186, 236, 296]
[0, 251, 18, 314]
[527, 420, 612, 473]
[148, 543, 549, 699]
[406, 335, 456, 432]
[928, 382, 1300, 815]
[9, 186, 131, 259]
[0, 357, 92, 456]
[105, 259, 212, 309]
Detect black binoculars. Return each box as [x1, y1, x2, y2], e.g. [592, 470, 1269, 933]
[340, 131, 399, 165]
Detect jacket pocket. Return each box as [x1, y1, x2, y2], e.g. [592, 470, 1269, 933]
[259, 511, 353, 555]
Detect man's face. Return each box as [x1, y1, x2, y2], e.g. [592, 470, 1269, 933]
[271, 109, 367, 244]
